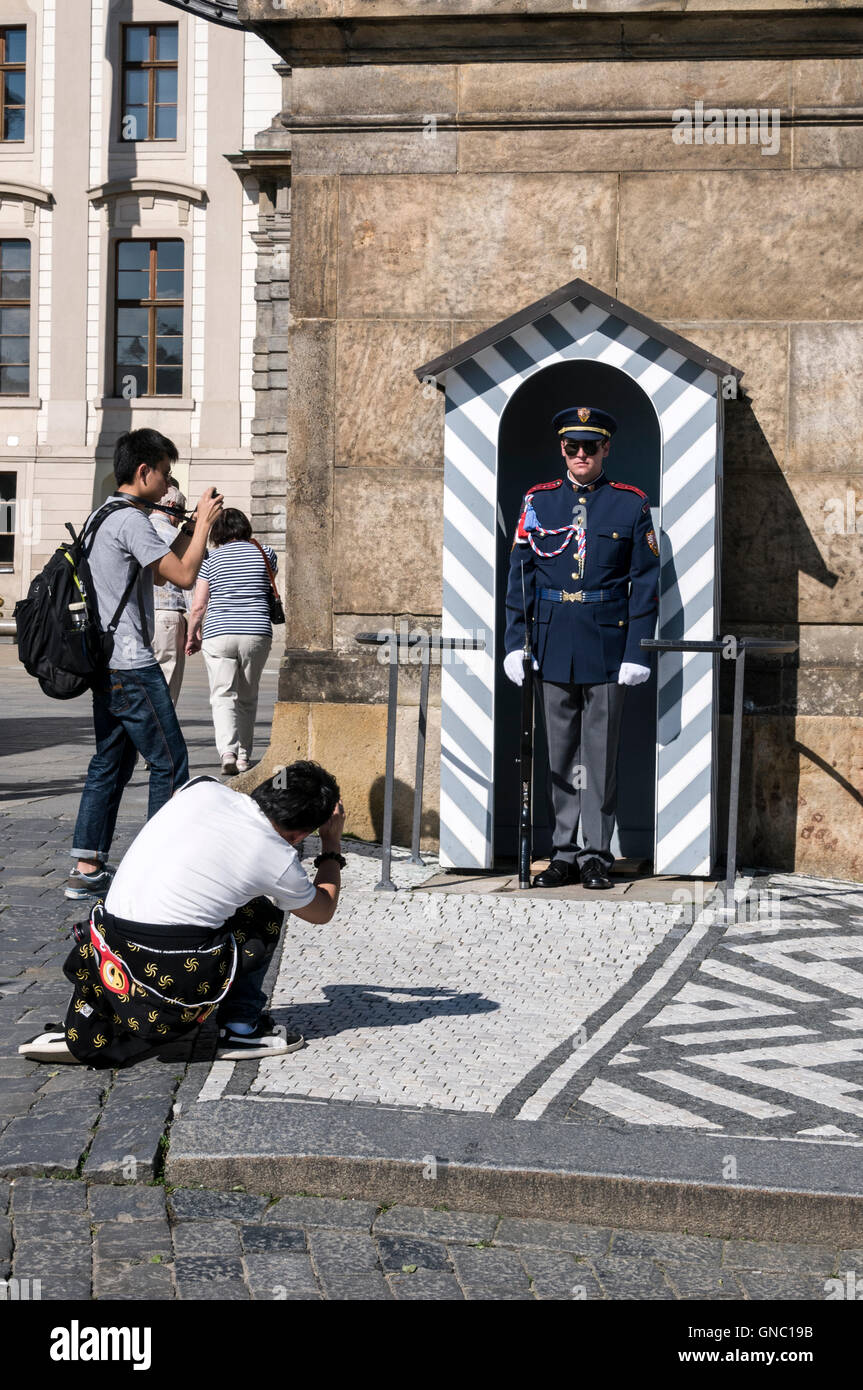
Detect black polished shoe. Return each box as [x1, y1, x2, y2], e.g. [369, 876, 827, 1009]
[532, 859, 579, 889]
[580, 856, 613, 889]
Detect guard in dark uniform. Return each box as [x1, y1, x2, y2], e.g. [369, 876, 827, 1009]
[504, 406, 660, 889]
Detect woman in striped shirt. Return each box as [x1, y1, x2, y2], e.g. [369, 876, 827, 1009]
[186, 508, 278, 776]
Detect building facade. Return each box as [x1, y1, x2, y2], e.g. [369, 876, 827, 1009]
[0, 0, 283, 624]
[46, 0, 863, 882]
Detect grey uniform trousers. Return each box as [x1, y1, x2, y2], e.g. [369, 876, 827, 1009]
[539, 679, 626, 870]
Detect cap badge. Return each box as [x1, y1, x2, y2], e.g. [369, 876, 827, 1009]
[577, 407, 591, 423]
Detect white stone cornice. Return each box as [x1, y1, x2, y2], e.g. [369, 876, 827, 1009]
[87, 179, 208, 229]
[87, 178, 207, 206]
[0, 181, 54, 226]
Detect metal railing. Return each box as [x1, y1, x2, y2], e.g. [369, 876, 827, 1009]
[641, 636, 798, 906]
[355, 632, 486, 891]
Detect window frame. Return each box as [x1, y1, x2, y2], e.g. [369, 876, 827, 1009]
[113, 237, 184, 400]
[0, 237, 31, 399]
[0, 25, 26, 144]
[0, 468, 17, 572]
[119, 22, 179, 145]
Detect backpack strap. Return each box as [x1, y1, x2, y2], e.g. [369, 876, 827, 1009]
[179, 775, 220, 793]
[79, 498, 138, 557]
[106, 563, 144, 637]
[80, 497, 147, 638]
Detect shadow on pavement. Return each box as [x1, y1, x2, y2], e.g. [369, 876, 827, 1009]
[272, 983, 499, 1041]
[0, 716, 96, 757]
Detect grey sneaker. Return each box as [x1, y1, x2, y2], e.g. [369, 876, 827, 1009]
[64, 866, 113, 900]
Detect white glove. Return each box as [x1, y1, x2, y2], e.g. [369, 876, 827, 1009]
[618, 662, 651, 687]
[503, 651, 538, 686]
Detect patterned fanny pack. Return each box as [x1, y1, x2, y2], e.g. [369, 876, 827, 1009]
[62, 897, 283, 1068]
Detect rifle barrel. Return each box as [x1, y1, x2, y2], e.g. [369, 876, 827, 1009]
[518, 653, 534, 889]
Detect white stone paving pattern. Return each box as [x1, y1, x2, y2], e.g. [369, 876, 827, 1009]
[252, 843, 679, 1113]
[197, 852, 863, 1143]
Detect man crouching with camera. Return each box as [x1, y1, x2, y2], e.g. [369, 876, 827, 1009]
[20, 762, 345, 1067]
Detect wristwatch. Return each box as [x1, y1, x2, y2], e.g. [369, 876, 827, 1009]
[314, 851, 346, 869]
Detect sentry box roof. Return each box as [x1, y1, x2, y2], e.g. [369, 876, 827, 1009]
[416, 278, 743, 388]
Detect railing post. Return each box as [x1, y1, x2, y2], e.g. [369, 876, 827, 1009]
[376, 638, 400, 892]
[725, 642, 747, 909]
[356, 632, 486, 890]
[410, 636, 431, 866]
[641, 635, 796, 913]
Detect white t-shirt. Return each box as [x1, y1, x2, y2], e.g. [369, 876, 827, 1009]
[105, 780, 317, 928]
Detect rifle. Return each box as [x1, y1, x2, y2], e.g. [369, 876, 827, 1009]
[517, 557, 534, 890]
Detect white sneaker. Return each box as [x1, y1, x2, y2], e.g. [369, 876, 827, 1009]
[216, 1015, 304, 1061]
[220, 753, 238, 777]
[235, 756, 250, 773]
[18, 1030, 79, 1064]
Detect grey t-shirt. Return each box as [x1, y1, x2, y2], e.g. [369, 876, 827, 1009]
[86, 499, 171, 670]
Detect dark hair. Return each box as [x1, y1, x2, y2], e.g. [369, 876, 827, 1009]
[251, 760, 340, 833]
[210, 508, 252, 547]
[114, 429, 178, 487]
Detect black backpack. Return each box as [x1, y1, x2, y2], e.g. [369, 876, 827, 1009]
[14, 500, 143, 700]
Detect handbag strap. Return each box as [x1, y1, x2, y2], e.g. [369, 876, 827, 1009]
[250, 537, 279, 600]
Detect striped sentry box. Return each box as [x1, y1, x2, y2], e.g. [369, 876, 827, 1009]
[417, 281, 741, 877]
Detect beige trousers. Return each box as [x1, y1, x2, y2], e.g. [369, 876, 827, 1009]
[201, 632, 271, 760]
[152, 610, 187, 705]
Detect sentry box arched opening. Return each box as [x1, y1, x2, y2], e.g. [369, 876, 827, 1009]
[416, 278, 743, 878]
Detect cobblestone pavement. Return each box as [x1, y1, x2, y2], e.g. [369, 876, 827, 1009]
[201, 853, 863, 1152]
[2, 1177, 859, 1301]
[2, 644, 863, 1300]
[0, 646, 276, 1183]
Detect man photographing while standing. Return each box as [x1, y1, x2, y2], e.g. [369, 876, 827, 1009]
[65, 428, 223, 901]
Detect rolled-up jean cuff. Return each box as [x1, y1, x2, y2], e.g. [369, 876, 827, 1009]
[70, 849, 105, 862]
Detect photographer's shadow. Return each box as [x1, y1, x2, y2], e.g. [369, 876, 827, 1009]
[272, 982, 499, 1041]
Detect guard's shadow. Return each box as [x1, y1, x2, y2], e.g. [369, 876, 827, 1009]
[270, 983, 499, 1041]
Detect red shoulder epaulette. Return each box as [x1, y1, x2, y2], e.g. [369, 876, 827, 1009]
[515, 479, 562, 544]
[610, 480, 648, 499]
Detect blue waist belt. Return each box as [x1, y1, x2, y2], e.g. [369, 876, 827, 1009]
[539, 587, 615, 604]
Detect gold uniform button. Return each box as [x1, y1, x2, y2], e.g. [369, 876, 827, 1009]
[618, 620, 625, 627]
[578, 496, 586, 503]
[572, 572, 579, 579]
[612, 531, 619, 539]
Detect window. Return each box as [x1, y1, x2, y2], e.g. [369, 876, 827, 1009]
[0, 470, 16, 569]
[114, 240, 183, 398]
[0, 240, 30, 396]
[120, 23, 178, 142]
[1, 27, 26, 141]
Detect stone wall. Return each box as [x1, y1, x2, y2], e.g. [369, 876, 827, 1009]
[243, 28, 863, 879]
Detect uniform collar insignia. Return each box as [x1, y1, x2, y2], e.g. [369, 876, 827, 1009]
[566, 470, 606, 491]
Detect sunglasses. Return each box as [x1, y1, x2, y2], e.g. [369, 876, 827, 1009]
[563, 438, 602, 457]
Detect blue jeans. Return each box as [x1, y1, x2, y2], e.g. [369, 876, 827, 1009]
[72, 663, 190, 863]
[216, 962, 269, 1029]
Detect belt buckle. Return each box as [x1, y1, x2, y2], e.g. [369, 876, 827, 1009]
[562, 590, 583, 603]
